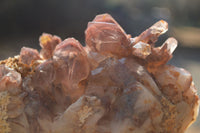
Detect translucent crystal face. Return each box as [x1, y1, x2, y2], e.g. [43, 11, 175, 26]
[161, 37, 178, 54]
[132, 41, 151, 59]
[0, 13, 199, 133]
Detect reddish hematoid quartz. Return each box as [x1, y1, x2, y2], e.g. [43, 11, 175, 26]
[0, 14, 199, 133]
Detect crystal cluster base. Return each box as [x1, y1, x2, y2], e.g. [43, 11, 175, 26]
[0, 14, 199, 133]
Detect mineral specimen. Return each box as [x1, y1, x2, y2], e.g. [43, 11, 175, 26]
[0, 13, 199, 133]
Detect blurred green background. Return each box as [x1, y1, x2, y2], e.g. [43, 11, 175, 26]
[0, 0, 199, 132]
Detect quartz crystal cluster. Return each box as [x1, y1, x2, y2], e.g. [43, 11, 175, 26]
[0, 14, 199, 133]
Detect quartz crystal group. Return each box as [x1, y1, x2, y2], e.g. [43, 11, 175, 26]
[0, 14, 199, 133]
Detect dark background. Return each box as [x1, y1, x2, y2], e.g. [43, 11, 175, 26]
[0, 0, 199, 132]
[0, 0, 200, 57]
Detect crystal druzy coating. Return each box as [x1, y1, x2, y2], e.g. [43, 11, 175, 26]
[0, 14, 199, 133]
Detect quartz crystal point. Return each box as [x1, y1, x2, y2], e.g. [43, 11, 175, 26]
[0, 13, 199, 133]
[134, 20, 168, 45]
[85, 13, 132, 57]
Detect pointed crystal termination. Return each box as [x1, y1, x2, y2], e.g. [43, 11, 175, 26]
[85, 14, 132, 57]
[132, 41, 151, 59]
[53, 38, 90, 99]
[146, 37, 178, 73]
[160, 37, 178, 54]
[92, 13, 126, 34]
[150, 20, 168, 34]
[32, 60, 55, 92]
[0, 13, 199, 133]
[39, 33, 61, 59]
[19, 47, 41, 65]
[134, 20, 168, 45]
[0, 65, 21, 91]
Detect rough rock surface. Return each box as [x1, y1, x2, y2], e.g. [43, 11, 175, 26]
[0, 13, 199, 133]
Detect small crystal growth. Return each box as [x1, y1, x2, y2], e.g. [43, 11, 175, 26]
[0, 13, 199, 133]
